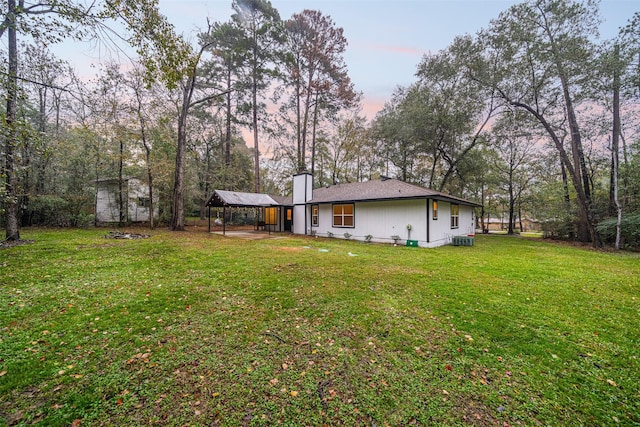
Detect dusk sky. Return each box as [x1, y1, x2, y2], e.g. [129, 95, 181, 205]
[158, 0, 639, 119]
[46, 0, 639, 120]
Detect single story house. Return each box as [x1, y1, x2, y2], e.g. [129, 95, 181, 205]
[207, 173, 480, 248]
[95, 178, 157, 224]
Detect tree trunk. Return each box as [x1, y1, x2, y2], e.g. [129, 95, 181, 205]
[225, 67, 232, 170]
[252, 75, 260, 193]
[543, 18, 597, 244]
[562, 83, 594, 243]
[295, 70, 302, 172]
[299, 70, 315, 172]
[518, 205, 524, 232]
[136, 90, 154, 230]
[147, 164, 155, 229]
[507, 177, 515, 235]
[4, 0, 20, 241]
[310, 92, 320, 178]
[480, 183, 486, 232]
[118, 139, 125, 227]
[509, 97, 593, 242]
[612, 44, 622, 249]
[170, 78, 194, 231]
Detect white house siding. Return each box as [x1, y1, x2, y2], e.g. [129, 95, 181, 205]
[460, 205, 476, 236]
[312, 199, 425, 245]
[429, 201, 475, 247]
[311, 199, 476, 248]
[292, 205, 307, 235]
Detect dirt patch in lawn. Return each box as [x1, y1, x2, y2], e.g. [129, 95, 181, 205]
[275, 246, 304, 252]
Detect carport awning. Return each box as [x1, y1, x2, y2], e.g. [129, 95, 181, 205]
[206, 190, 280, 208]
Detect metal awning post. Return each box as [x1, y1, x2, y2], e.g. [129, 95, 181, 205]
[208, 205, 211, 233]
[223, 206, 226, 236]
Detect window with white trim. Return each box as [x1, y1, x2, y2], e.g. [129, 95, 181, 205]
[311, 205, 319, 226]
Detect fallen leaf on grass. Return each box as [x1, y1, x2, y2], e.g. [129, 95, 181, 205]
[71, 419, 81, 427]
[290, 390, 298, 397]
[607, 379, 618, 387]
[0, 370, 6, 377]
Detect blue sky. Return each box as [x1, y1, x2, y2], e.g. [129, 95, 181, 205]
[158, 0, 639, 118]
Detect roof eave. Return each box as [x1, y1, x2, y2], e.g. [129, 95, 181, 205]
[309, 194, 481, 207]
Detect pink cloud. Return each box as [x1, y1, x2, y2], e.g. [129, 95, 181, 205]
[361, 96, 386, 121]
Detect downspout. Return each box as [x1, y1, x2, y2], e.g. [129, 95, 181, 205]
[304, 174, 309, 235]
[426, 199, 430, 244]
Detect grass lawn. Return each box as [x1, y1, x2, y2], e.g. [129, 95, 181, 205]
[1, 228, 639, 426]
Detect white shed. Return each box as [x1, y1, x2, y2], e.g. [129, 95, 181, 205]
[95, 178, 157, 224]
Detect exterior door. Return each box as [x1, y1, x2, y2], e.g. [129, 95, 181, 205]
[284, 207, 293, 231]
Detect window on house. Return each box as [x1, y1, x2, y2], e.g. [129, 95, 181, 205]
[311, 205, 319, 226]
[138, 197, 150, 208]
[333, 203, 354, 227]
[450, 204, 459, 229]
[265, 207, 277, 225]
[432, 200, 438, 220]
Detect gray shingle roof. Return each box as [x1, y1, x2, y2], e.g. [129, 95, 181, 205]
[309, 178, 480, 206]
[269, 194, 293, 206]
[206, 179, 480, 208]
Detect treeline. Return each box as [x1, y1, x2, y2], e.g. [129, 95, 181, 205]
[1, 0, 639, 249]
[373, 1, 640, 248]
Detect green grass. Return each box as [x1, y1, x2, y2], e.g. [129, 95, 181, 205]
[1, 229, 639, 426]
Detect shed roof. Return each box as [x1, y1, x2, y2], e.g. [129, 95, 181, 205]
[309, 178, 481, 207]
[206, 190, 286, 207]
